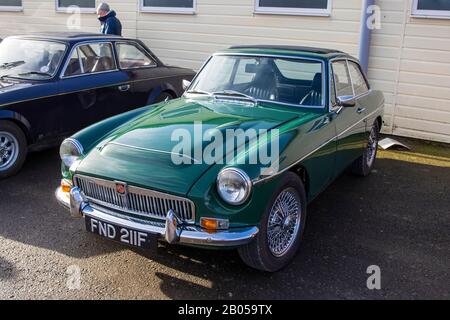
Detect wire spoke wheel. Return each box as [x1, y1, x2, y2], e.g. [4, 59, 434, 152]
[267, 188, 302, 257]
[0, 131, 19, 171]
[366, 126, 379, 168]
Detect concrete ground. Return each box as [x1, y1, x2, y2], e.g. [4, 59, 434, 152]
[0, 137, 449, 300]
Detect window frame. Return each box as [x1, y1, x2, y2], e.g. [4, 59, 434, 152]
[329, 58, 371, 112]
[60, 41, 119, 79]
[254, 0, 332, 17]
[115, 41, 158, 70]
[412, 0, 450, 19]
[0, 0, 23, 12]
[139, 0, 196, 14]
[55, 0, 96, 13]
[187, 53, 326, 109]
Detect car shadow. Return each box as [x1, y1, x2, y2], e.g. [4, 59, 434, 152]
[0, 256, 16, 281]
[133, 157, 450, 299]
[0, 148, 123, 258]
[0, 149, 449, 299]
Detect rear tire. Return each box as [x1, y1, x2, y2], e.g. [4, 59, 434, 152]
[0, 120, 27, 179]
[238, 172, 307, 272]
[351, 121, 380, 176]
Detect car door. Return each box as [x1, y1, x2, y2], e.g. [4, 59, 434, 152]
[330, 59, 367, 177]
[58, 41, 131, 134]
[115, 41, 174, 105]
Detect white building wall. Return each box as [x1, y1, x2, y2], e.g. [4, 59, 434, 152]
[0, 0, 449, 143]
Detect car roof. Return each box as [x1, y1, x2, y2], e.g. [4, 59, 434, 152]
[222, 45, 354, 61]
[8, 32, 134, 44]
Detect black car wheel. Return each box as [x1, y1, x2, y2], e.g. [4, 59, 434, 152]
[238, 172, 307, 272]
[352, 121, 380, 176]
[0, 120, 27, 179]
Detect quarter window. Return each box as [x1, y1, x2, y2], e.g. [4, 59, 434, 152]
[0, 0, 22, 11]
[332, 61, 353, 97]
[64, 43, 116, 77]
[412, 0, 450, 18]
[255, 0, 331, 16]
[347, 62, 369, 96]
[116, 43, 156, 69]
[140, 0, 195, 14]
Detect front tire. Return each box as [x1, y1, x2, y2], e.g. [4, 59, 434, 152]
[238, 172, 307, 272]
[351, 121, 380, 176]
[0, 120, 27, 179]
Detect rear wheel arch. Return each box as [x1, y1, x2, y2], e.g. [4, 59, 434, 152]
[289, 164, 309, 198]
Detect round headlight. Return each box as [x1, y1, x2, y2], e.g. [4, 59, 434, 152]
[216, 168, 252, 205]
[60, 138, 83, 168]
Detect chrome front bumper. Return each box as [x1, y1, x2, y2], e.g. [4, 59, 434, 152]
[56, 187, 258, 247]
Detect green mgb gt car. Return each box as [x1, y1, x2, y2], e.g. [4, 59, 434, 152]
[56, 46, 384, 272]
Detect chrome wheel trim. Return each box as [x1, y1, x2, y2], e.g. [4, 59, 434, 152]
[267, 188, 301, 258]
[366, 126, 378, 168]
[0, 131, 19, 172]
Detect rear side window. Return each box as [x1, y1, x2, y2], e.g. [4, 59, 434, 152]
[63, 43, 116, 77]
[116, 43, 156, 69]
[332, 60, 353, 97]
[348, 61, 369, 96]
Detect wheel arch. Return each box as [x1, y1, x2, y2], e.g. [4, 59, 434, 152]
[146, 83, 179, 105]
[289, 164, 310, 199]
[0, 110, 33, 145]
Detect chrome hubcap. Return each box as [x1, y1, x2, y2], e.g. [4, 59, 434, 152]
[267, 188, 301, 257]
[366, 127, 378, 168]
[0, 132, 19, 171]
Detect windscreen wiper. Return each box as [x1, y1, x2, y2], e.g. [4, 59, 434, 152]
[186, 89, 212, 96]
[0, 61, 25, 69]
[212, 90, 258, 105]
[17, 71, 52, 77]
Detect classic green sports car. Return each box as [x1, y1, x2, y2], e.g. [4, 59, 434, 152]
[56, 46, 384, 272]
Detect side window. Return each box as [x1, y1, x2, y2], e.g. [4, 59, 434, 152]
[116, 43, 156, 69]
[348, 61, 369, 96]
[63, 43, 115, 77]
[332, 61, 353, 97]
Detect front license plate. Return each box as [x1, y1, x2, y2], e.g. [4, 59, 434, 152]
[85, 216, 157, 250]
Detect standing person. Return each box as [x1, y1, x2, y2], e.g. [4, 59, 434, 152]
[97, 3, 122, 36]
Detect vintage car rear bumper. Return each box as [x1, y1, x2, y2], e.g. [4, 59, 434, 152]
[55, 187, 259, 247]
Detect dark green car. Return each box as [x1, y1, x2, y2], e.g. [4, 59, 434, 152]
[56, 46, 384, 272]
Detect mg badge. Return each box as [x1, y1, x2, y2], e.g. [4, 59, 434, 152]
[115, 182, 128, 196]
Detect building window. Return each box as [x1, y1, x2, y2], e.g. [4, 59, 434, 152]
[255, 0, 331, 16]
[0, 0, 23, 12]
[412, 0, 450, 19]
[140, 0, 196, 14]
[56, 0, 96, 13]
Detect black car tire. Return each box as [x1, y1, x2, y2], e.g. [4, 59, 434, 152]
[0, 120, 27, 179]
[155, 92, 175, 103]
[351, 121, 380, 177]
[238, 172, 307, 272]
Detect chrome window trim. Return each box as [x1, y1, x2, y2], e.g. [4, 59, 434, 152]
[188, 53, 326, 109]
[60, 40, 119, 79]
[114, 41, 158, 70]
[328, 57, 371, 112]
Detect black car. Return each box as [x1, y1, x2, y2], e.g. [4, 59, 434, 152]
[0, 32, 195, 179]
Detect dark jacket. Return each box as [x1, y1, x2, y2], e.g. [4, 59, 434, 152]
[99, 11, 122, 36]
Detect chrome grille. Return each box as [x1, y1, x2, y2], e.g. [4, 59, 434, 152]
[74, 175, 195, 223]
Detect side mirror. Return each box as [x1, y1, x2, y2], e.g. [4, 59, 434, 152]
[337, 96, 356, 108]
[182, 79, 191, 91]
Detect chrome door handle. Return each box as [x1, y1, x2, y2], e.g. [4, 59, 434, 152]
[357, 107, 366, 114]
[118, 84, 130, 92]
